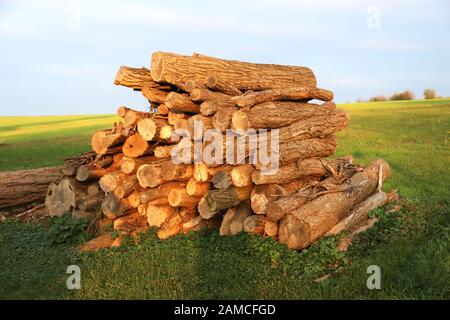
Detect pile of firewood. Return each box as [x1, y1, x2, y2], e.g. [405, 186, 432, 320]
[42, 51, 393, 251]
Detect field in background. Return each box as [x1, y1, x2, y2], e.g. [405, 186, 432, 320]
[0, 99, 449, 299]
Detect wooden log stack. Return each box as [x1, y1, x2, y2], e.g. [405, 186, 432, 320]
[40, 51, 393, 251]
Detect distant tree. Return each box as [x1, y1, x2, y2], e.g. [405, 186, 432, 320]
[390, 90, 415, 101]
[423, 88, 437, 99]
[369, 95, 387, 102]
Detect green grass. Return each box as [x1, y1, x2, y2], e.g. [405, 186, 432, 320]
[0, 99, 449, 299]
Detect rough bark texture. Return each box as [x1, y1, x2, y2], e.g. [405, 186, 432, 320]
[114, 66, 166, 90]
[231, 101, 336, 131]
[141, 86, 169, 104]
[190, 88, 231, 103]
[233, 86, 334, 108]
[206, 76, 243, 96]
[278, 159, 391, 250]
[91, 130, 125, 155]
[200, 99, 236, 116]
[139, 182, 186, 205]
[0, 166, 63, 209]
[165, 92, 200, 114]
[243, 215, 266, 235]
[151, 51, 317, 90]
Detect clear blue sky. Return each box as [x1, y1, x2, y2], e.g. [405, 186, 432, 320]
[0, 0, 449, 116]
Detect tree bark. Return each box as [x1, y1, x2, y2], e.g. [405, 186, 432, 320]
[113, 212, 147, 232]
[139, 182, 186, 205]
[231, 101, 335, 131]
[91, 130, 125, 155]
[157, 207, 197, 239]
[201, 184, 253, 217]
[141, 86, 169, 104]
[161, 163, 193, 182]
[211, 171, 233, 189]
[119, 155, 156, 174]
[212, 105, 238, 133]
[101, 193, 133, 219]
[278, 159, 391, 250]
[233, 86, 334, 108]
[206, 76, 243, 96]
[186, 178, 211, 197]
[200, 99, 236, 116]
[114, 66, 169, 90]
[168, 188, 202, 207]
[0, 166, 63, 209]
[165, 92, 200, 114]
[190, 88, 231, 103]
[243, 215, 266, 235]
[325, 191, 388, 236]
[151, 51, 317, 90]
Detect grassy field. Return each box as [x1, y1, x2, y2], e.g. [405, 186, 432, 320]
[0, 99, 449, 299]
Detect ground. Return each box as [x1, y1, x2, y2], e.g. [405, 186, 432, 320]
[0, 99, 449, 299]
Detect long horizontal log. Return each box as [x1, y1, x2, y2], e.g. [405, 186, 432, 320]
[139, 182, 186, 205]
[0, 166, 63, 209]
[190, 88, 231, 103]
[141, 86, 169, 104]
[151, 51, 317, 90]
[91, 130, 125, 155]
[233, 87, 334, 108]
[231, 101, 336, 131]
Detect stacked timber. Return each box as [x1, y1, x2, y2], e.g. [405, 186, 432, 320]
[43, 51, 393, 251]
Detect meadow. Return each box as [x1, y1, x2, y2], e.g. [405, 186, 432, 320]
[0, 99, 449, 299]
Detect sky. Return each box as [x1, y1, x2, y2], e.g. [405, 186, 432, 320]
[0, 0, 449, 116]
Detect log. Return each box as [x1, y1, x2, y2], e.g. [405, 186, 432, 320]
[165, 92, 200, 114]
[146, 204, 175, 227]
[184, 79, 206, 93]
[99, 172, 120, 193]
[277, 109, 349, 142]
[141, 86, 169, 104]
[230, 164, 254, 187]
[168, 111, 189, 125]
[186, 178, 211, 197]
[200, 99, 236, 116]
[202, 184, 253, 217]
[113, 175, 138, 198]
[136, 160, 170, 188]
[231, 101, 336, 131]
[278, 159, 391, 250]
[139, 182, 186, 205]
[193, 162, 210, 182]
[228, 200, 252, 235]
[45, 178, 99, 217]
[122, 133, 155, 158]
[157, 207, 197, 239]
[211, 171, 233, 189]
[113, 212, 147, 232]
[277, 135, 337, 164]
[91, 130, 125, 155]
[266, 163, 359, 221]
[206, 76, 242, 96]
[76, 165, 110, 182]
[233, 87, 334, 108]
[243, 215, 266, 235]
[212, 105, 238, 133]
[168, 188, 202, 207]
[101, 193, 133, 219]
[119, 155, 156, 174]
[264, 219, 278, 238]
[114, 66, 168, 90]
[151, 51, 317, 90]
[161, 163, 193, 182]
[325, 191, 388, 236]
[190, 88, 231, 103]
[250, 178, 315, 214]
[154, 145, 175, 158]
[157, 104, 170, 115]
[137, 117, 172, 141]
[0, 166, 63, 209]
[187, 114, 213, 140]
[126, 190, 141, 208]
[122, 109, 151, 127]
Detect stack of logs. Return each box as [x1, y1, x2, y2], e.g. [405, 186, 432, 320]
[44, 51, 392, 251]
